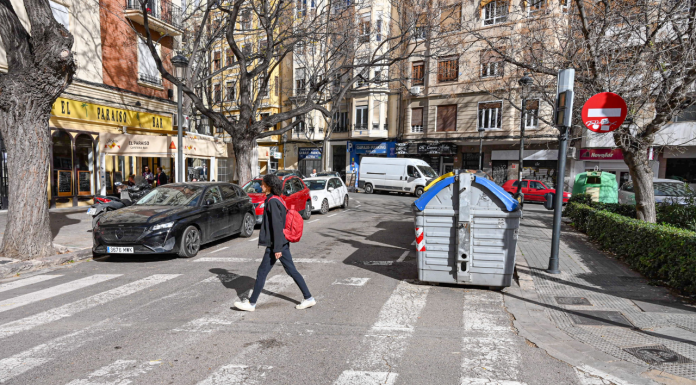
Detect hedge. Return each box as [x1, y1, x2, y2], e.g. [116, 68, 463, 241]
[565, 202, 696, 295]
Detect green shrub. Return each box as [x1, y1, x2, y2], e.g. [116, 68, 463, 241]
[566, 202, 696, 295]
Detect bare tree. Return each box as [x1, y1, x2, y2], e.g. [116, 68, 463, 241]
[460, 0, 696, 222]
[0, 0, 76, 259]
[136, 0, 440, 183]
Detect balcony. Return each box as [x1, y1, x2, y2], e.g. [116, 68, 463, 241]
[352, 124, 388, 139]
[138, 72, 162, 87]
[125, 0, 183, 36]
[411, 125, 423, 133]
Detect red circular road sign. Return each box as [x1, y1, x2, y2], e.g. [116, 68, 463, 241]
[581, 92, 627, 133]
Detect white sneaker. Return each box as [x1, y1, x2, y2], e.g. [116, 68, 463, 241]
[296, 298, 316, 310]
[234, 299, 255, 312]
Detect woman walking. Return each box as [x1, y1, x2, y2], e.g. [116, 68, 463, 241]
[234, 174, 316, 311]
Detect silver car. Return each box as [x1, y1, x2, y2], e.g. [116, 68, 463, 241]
[618, 179, 693, 205]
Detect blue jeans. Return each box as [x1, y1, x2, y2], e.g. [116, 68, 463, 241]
[249, 244, 312, 304]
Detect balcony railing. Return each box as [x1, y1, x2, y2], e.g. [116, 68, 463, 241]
[126, 0, 182, 30]
[333, 125, 348, 133]
[354, 124, 368, 130]
[411, 125, 423, 133]
[139, 73, 162, 87]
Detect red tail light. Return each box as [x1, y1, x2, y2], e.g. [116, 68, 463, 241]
[95, 197, 111, 203]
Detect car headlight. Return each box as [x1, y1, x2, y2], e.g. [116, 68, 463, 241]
[312, 195, 317, 201]
[152, 221, 175, 231]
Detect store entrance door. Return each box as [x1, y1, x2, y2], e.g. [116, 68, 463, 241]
[299, 159, 322, 177]
[333, 145, 347, 181]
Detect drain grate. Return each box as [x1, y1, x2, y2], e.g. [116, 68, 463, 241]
[568, 310, 633, 327]
[556, 297, 593, 306]
[624, 345, 693, 365]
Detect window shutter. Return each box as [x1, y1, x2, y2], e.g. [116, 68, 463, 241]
[525, 99, 539, 110]
[437, 105, 457, 131]
[480, 101, 502, 109]
[138, 39, 159, 78]
[275, 76, 279, 96]
[411, 108, 423, 125]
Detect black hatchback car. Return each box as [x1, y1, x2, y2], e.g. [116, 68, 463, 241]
[93, 182, 255, 258]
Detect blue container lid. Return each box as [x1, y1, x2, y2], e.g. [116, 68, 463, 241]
[413, 175, 519, 212]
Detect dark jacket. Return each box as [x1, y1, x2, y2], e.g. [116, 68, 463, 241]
[157, 172, 168, 186]
[258, 194, 287, 253]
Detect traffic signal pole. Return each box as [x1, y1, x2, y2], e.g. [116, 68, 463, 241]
[547, 125, 567, 274]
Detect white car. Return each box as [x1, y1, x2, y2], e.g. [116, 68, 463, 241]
[305, 177, 349, 214]
[618, 178, 693, 205]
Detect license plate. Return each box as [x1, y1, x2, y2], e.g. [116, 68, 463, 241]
[86, 208, 95, 215]
[107, 247, 134, 254]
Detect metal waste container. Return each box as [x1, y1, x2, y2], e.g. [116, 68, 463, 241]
[412, 170, 521, 288]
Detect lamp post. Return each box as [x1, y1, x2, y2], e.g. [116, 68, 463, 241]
[516, 73, 534, 203]
[478, 127, 484, 170]
[171, 52, 189, 183]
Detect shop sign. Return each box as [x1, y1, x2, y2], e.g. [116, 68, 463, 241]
[184, 137, 228, 158]
[51, 97, 172, 131]
[299, 147, 322, 160]
[579, 148, 624, 160]
[101, 133, 172, 156]
[351, 141, 395, 156]
[415, 142, 457, 155]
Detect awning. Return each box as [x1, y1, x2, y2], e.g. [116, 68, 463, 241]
[101, 133, 172, 157]
[491, 149, 558, 161]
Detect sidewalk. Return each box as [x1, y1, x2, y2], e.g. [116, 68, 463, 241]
[506, 205, 696, 385]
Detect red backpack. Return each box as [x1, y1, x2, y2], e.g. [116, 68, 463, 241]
[269, 196, 304, 243]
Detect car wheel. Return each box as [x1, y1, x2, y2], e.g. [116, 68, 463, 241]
[301, 201, 312, 220]
[240, 213, 255, 238]
[178, 225, 201, 258]
[414, 186, 424, 197]
[364, 184, 374, 194]
[320, 199, 329, 214]
[342, 195, 349, 209]
[92, 212, 104, 229]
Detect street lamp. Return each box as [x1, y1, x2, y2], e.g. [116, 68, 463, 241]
[478, 126, 485, 170]
[516, 73, 534, 203]
[171, 52, 189, 183]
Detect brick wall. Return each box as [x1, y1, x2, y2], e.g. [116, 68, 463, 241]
[100, 0, 174, 100]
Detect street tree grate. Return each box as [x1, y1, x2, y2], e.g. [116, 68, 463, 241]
[624, 345, 693, 365]
[568, 310, 633, 327]
[556, 296, 593, 306]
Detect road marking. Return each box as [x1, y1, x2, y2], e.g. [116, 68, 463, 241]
[411, 240, 416, 246]
[197, 365, 273, 385]
[355, 200, 360, 203]
[332, 278, 370, 286]
[360, 261, 394, 266]
[0, 275, 120, 313]
[333, 280, 429, 384]
[65, 359, 162, 385]
[0, 275, 62, 294]
[0, 275, 180, 340]
[397, 250, 409, 262]
[328, 214, 338, 217]
[307, 219, 320, 223]
[356, 205, 361, 208]
[194, 257, 334, 264]
[460, 292, 525, 384]
[209, 247, 229, 254]
[248, 237, 259, 242]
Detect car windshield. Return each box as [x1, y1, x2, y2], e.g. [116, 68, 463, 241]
[654, 182, 691, 196]
[417, 166, 438, 178]
[243, 180, 263, 194]
[275, 171, 293, 176]
[306, 180, 327, 190]
[135, 185, 203, 206]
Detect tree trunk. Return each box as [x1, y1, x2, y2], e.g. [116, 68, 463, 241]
[0, 106, 55, 260]
[233, 136, 257, 184]
[623, 147, 656, 222]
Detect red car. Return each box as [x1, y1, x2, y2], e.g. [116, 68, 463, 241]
[242, 176, 312, 224]
[501, 179, 571, 203]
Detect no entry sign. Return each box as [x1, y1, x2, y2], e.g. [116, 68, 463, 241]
[581, 92, 627, 133]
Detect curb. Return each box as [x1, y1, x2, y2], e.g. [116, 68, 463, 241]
[508, 251, 659, 385]
[0, 248, 92, 279]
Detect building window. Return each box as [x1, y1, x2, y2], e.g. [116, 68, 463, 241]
[213, 51, 221, 71]
[259, 39, 268, 56]
[333, 111, 349, 132]
[411, 107, 424, 133]
[355, 105, 368, 129]
[259, 80, 269, 98]
[436, 105, 457, 131]
[440, 4, 461, 32]
[296, 0, 306, 17]
[226, 81, 235, 101]
[137, 39, 161, 86]
[478, 101, 503, 130]
[437, 58, 458, 82]
[226, 49, 234, 66]
[274, 76, 280, 96]
[461, 152, 479, 169]
[214, 84, 221, 103]
[241, 9, 251, 29]
[242, 44, 252, 56]
[260, 113, 271, 131]
[412, 62, 424, 86]
[50, 0, 70, 30]
[483, 0, 508, 26]
[295, 68, 306, 95]
[528, 0, 546, 14]
[481, 49, 504, 78]
[414, 12, 427, 39]
[359, 14, 371, 43]
[376, 19, 383, 41]
[524, 99, 539, 129]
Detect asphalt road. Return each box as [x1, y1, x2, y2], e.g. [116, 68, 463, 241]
[0, 192, 584, 385]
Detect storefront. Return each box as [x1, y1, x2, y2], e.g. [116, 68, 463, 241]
[348, 141, 396, 171]
[491, 149, 559, 187]
[298, 147, 322, 176]
[662, 147, 696, 189]
[576, 148, 658, 188]
[396, 142, 457, 175]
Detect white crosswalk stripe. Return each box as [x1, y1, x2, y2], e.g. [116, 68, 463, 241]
[0, 274, 180, 340]
[197, 365, 273, 385]
[65, 359, 162, 385]
[193, 257, 334, 263]
[0, 275, 120, 313]
[0, 275, 62, 294]
[334, 280, 430, 385]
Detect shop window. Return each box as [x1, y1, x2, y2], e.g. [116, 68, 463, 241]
[75, 134, 94, 195]
[478, 101, 503, 130]
[437, 105, 457, 131]
[666, 158, 696, 183]
[52, 130, 72, 197]
[461, 152, 479, 170]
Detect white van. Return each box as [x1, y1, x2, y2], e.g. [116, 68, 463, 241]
[358, 157, 438, 197]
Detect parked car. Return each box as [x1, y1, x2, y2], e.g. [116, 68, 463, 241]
[273, 169, 306, 179]
[501, 179, 571, 203]
[242, 175, 312, 224]
[92, 183, 256, 258]
[305, 176, 349, 214]
[618, 179, 693, 204]
[359, 157, 437, 197]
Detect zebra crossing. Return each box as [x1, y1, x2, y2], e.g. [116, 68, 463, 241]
[0, 268, 584, 384]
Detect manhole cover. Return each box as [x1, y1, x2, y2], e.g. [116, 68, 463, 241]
[568, 311, 633, 327]
[556, 297, 592, 306]
[624, 345, 693, 365]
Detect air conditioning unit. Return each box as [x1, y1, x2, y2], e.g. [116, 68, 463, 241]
[410, 86, 421, 95]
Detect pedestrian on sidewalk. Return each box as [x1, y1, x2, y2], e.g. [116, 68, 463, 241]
[142, 167, 154, 185]
[156, 167, 168, 186]
[234, 174, 316, 312]
[310, 169, 317, 177]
